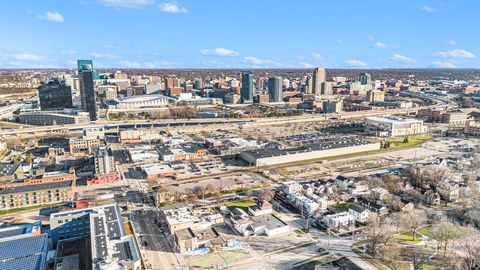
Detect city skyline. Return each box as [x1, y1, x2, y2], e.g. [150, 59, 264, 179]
[0, 0, 478, 69]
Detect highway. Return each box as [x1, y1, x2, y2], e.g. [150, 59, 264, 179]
[0, 104, 447, 137]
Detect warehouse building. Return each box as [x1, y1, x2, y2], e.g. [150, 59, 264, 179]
[365, 116, 427, 137]
[240, 139, 380, 166]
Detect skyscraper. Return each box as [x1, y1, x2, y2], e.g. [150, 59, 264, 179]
[241, 72, 254, 103]
[358, 73, 371, 85]
[77, 60, 97, 121]
[306, 76, 313, 94]
[268, 77, 283, 102]
[312, 67, 326, 95]
[38, 78, 73, 110]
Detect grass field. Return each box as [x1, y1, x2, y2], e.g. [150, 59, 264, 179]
[332, 202, 351, 212]
[0, 202, 65, 216]
[386, 135, 432, 149]
[394, 231, 422, 245]
[419, 226, 433, 238]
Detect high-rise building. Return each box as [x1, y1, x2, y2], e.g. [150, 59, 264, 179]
[358, 73, 372, 85]
[38, 78, 73, 110]
[312, 68, 326, 95]
[268, 77, 283, 102]
[321, 82, 334, 96]
[367, 90, 385, 102]
[241, 72, 254, 103]
[94, 147, 115, 175]
[78, 60, 97, 121]
[306, 76, 313, 94]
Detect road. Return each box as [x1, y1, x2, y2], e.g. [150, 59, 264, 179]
[131, 209, 187, 270]
[0, 105, 443, 136]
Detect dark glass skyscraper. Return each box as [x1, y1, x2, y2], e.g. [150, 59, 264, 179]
[268, 77, 283, 102]
[241, 71, 254, 103]
[38, 78, 73, 110]
[78, 60, 97, 121]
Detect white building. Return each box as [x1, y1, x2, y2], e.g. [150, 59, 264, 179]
[323, 212, 355, 230]
[365, 116, 427, 137]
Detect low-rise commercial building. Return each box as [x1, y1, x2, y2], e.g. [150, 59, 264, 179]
[240, 139, 380, 167]
[69, 136, 101, 155]
[365, 116, 427, 137]
[19, 109, 90, 126]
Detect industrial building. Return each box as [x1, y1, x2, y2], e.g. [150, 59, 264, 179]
[240, 139, 380, 166]
[365, 116, 427, 137]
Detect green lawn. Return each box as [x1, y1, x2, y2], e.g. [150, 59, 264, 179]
[0, 202, 65, 216]
[394, 231, 422, 245]
[332, 202, 351, 212]
[224, 199, 257, 213]
[386, 135, 432, 149]
[419, 226, 433, 238]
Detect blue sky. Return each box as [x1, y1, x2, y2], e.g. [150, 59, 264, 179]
[0, 0, 478, 69]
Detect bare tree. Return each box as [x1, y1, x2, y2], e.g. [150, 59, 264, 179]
[430, 221, 462, 257]
[398, 209, 427, 241]
[364, 217, 394, 256]
[457, 227, 480, 270]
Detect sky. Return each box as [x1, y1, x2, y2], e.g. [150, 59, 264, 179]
[0, 0, 478, 69]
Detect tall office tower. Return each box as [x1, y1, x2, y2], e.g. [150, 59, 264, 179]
[321, 82, 334, 95]
[241, 71, 254, 103]
[38, 78, 73, 110]
[312, 67, 326, 95]
[268, 77, 283, 102]
[194, 79, 203, 89]
[358, 73, 371, 85]
[77, 60, 97, 121]
[306, 76, 313, 94]
[94, 147, 115, 175]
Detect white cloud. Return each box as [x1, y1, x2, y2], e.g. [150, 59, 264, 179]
[158, 2, 188, 13]
[38, 11, 64, 23]
[437, 49, 476, 58]
[311, 53, 323, 60]
[299, 62, 314, 68]
[346, 59, 367, 68]
[97, 0, 154, 8]
[60, 49, 76, 55]
[421, 5, 435, 12]
[432, 61, 456, 68]
[336, 39, 343, 44]
[200, 48, 239, 57]
[91, 52, 116, 59]
[368, 35, 374, 42]
[243, 56, 283, 67]
[12, 53, 44, 61]
[390, 54, 416, 64]
[118, 60, 141, 68]
[373, 42, 387, 49]
[446, 40, 457, 46]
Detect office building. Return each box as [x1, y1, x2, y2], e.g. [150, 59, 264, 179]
[38, 78, 73, 110]
[268, 77, 283, 102]
[312, 68, 326, 96]
[321, 81, 333, 95]
[367, 90, 385, 102]
[19, 109, 90, 126]
[306, 76, 313, 94]
[78, 60, 97, 121]
[69, 136, 102, 155]
[241, 72, 254, 103]
[50, 204, 142, 270]
[358, 72, 372, 85]
[94, 147, 115, 175]
[365, 116, 428, 137]
[0, 223, 48, 270]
